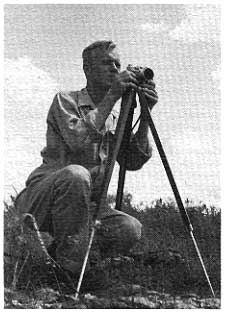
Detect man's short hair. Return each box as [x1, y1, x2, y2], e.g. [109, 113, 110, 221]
[82, 40, 116, 68]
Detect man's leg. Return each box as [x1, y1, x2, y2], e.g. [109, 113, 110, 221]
[16, 165, 92, 273]
[96, 208, 142, 258]
[16, 165, 142, 272]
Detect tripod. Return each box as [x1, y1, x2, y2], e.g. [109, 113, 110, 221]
[75, 88, 215, 299]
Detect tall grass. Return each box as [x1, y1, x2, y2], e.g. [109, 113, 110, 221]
[107, 193, 220, 296]
[4, 193, 220, 298]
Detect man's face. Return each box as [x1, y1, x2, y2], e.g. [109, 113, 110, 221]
[88, 47, 121, 90]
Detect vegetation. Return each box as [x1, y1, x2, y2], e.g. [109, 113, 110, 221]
[4, 193, 220, 308]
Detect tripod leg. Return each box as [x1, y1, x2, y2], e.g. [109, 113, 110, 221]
[138, 91, 215, 297]
[75, 89, 136, 299]
[93, 89, 136, 219]
[115, 96, 137, 211]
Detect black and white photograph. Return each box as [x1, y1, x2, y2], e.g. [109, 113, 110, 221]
[3, 2, 221, 308]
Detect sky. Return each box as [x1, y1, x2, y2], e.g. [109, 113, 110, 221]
[4, 3, 221, 207]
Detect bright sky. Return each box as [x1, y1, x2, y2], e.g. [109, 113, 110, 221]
[4, 3, 221, 207]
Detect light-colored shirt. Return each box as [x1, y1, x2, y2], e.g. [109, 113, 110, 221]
[26, 88, 152, 189]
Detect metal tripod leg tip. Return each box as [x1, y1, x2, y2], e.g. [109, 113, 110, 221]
[74, 292, 80, 301]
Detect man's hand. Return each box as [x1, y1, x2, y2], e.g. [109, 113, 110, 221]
[138, 80, 158, 111]
[109, 70, 139, 101]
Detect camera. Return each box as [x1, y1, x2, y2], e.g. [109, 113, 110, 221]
[127, 64, 154, 84]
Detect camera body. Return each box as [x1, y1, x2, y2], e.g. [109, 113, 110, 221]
[127, 64, 154, 84]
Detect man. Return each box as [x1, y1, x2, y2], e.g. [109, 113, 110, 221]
[16, 40, 158, 276]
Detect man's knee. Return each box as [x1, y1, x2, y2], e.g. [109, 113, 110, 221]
[121, 215, 142, 243]
[60, 165, 91, 186]
[98, 214, 142, 255]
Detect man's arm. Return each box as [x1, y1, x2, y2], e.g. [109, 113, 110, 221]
[88, 70, 140, 130]
[48, 70, 139, 152]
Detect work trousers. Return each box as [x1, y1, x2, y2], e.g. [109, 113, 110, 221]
[16, 165, 142, 274]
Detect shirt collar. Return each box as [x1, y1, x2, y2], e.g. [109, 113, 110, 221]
[77, 87, 119, 118]
[77, 88, 96, 109]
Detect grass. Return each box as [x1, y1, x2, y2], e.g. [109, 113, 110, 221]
[4, 193, 221, 308]
[107, 193, 220, 297]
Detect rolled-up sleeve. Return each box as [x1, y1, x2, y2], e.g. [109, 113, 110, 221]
[47, 92, 103, 152]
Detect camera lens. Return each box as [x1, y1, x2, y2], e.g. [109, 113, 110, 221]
[143, 68, 154, 80]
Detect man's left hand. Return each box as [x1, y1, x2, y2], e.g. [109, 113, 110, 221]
[138, 80, 158, 111]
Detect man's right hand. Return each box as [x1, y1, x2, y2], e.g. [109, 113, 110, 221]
[92, 70, 139, 130]
[109, 70, 139, 101]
